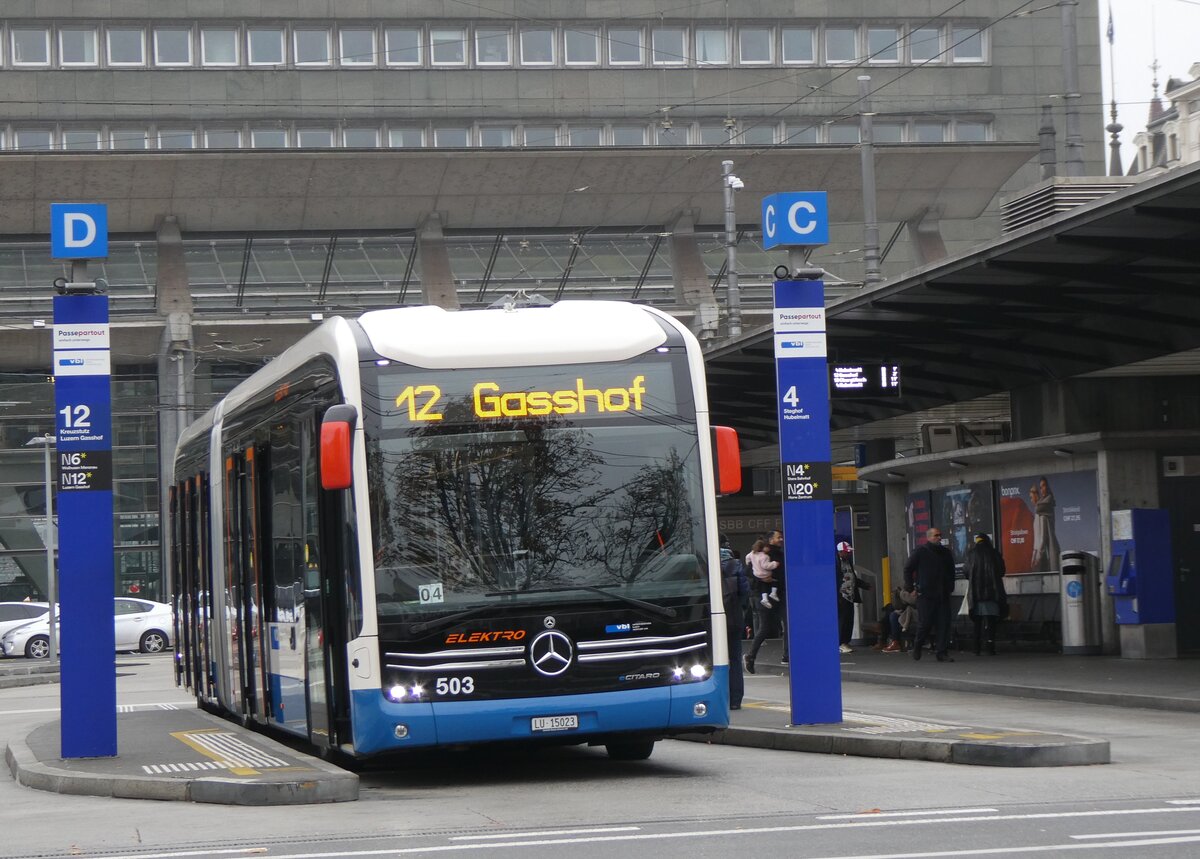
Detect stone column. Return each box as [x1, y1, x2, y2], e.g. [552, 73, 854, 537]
[416, 214, 459, 309]
[667, 212, 719, 341]
[1096, 448, 1159, 655]
[155, 216, 194, 601]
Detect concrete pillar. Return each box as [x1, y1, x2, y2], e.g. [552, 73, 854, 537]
[883, 482, 911, 589]
[416, 214, 459, 310]
[905, 212, 948, 267]
[154, 216, 194, 601]
[1096, 449, 1159, 654]
[667, 212, 719, 341]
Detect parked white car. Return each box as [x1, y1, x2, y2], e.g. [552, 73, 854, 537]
[0, 598, 173, 659]
[0, 602, 52, 641]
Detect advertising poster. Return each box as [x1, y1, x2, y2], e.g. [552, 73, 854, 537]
[905, 491, 932, 555]
[996, 471, 1099, 574]
[931, 482, 995, 572]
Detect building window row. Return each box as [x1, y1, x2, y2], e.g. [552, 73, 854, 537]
[0, 20, 989, 70]
[0, 118, 992, 151]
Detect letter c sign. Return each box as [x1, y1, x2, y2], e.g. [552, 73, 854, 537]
[760, 192, 829, 249]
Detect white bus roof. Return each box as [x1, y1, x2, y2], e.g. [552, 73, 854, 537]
[358, 301, 674, 369]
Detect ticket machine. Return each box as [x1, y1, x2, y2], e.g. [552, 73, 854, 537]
[1107, 509, 1176, 658]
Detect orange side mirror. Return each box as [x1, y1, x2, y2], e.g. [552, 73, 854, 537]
[711, 425, 742, 496]
[320, 404, 358, 490]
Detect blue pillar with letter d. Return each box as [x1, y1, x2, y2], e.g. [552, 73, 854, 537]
[51, 203, 117, 758]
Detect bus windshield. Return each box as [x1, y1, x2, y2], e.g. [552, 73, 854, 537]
[363, 357, 709, 624]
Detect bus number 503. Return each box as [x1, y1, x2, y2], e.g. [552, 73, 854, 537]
[435, 676, 475, 696]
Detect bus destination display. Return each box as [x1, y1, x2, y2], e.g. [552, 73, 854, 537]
[379, 362, 681, 426]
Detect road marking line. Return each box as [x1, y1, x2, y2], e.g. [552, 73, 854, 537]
[1071, 828, 1200, 839]
[143, 761, 228, 774]
[169, 729, 287, 776]
[71, 807, 1200, 859]
[1167, 799, 1200, 805]
[451, 827, 641, 841]
[818, 809, 998, 820]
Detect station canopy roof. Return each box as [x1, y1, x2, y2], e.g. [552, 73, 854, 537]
[0, 144, 1035, 235]
[705, 161, 1200, 446]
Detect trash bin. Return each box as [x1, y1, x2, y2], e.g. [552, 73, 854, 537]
[1060, 550, 1101, 655]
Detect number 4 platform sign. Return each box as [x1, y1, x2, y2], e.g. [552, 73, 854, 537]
[773, 279, 842, 725]
[53, 292, 118, 759]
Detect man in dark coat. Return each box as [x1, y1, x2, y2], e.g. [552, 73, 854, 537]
[902, 526, 957, 662]
[964, 532, 1008, 655]
[719, 535, 750, 710]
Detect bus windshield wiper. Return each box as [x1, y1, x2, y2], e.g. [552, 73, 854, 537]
[408, 585, 678, 636]
[485, 585, 678, 620]
[408, 604, 499, 636]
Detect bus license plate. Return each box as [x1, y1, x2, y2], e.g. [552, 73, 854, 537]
[531, 714, 579, 733]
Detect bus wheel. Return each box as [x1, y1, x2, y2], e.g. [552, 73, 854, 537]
[605, 739, 655, 761]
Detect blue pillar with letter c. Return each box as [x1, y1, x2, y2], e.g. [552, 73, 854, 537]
[763, 192, 841, 725]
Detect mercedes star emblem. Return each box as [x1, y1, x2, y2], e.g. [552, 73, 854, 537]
[543, 616, 556, 629]
[529, 629, 573, 677]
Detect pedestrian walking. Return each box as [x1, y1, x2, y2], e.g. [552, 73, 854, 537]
[965, 532, 1008, 656]
[902, 526, 956, 662]
[719, 535, 750, 709]
[836, 541, 870, 653]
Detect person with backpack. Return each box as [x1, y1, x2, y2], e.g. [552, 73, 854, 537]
[720, 535, 750, 710]
[837, 541, 871, 654]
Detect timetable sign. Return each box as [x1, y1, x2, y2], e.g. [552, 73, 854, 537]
[830, 364, 901, 398]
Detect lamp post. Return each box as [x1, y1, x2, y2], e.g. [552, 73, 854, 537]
[24, 433, 57, 662]
[722, 160, 744, 337]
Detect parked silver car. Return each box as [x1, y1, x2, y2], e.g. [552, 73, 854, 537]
[0, 598, 172, 659]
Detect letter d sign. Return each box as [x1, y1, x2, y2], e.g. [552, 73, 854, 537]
[51, 203, 108, 260]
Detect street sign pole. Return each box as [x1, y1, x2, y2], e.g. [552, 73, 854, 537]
[51, 203, 117, 759]
[763, 192, 841, 725]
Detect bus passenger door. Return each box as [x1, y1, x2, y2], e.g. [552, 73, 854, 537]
[264, 427, 308, 737]
[242, 446, 269, 722]
[301, 419, 331, 749]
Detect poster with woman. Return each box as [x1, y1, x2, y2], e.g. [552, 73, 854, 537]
[996, 471, 1099, 573]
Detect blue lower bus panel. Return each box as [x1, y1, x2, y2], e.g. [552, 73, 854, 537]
[350, 668, 729, 756]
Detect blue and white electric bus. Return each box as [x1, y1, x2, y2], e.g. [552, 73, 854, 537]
[171, 298, 741, 759]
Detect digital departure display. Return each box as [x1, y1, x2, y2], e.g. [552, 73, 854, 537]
[829, 364, 901, 398]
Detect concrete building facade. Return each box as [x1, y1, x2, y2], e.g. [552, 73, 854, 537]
[0, 1, 1105, 607]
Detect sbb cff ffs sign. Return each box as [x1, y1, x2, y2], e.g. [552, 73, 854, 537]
[761, 192, 829, 249]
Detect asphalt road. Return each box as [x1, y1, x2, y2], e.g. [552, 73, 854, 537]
[1, 656, 1199, 858]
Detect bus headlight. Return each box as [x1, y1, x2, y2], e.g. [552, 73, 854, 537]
[387, 685, 407, 702]
[672, 667, 685, 681]
[690, 664, 708, 679]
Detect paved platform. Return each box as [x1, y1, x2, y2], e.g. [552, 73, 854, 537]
[14, 637, 1195, 794]
[4, 705, 358, 805]
[679, 697, 1109, 766]
[838, 645, 1200, 712]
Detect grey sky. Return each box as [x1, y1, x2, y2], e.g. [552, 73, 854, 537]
[1101, 0, 1200, 169]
